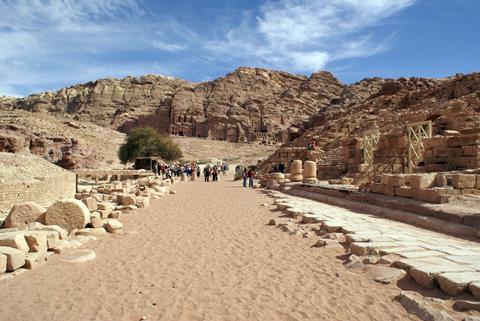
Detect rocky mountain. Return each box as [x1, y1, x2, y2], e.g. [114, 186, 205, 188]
[2, 67, 345, 144]
[3, 75, 190, 128]
[3, 67, 478, 170]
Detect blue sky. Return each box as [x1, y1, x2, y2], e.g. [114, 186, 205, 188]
[0, 0, 478, 97]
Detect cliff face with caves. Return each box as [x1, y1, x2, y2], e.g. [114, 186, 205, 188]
[1, 67, 479, 170]
[3, 67, 345, 144]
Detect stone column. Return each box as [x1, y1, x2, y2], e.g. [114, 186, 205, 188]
[302, 161, 318, 183]
[290, 160, 303, 182]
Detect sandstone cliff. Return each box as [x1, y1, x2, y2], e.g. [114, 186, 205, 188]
[2, 67, 345, 144]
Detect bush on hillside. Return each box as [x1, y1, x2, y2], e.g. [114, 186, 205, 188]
[118, 126, 183, 164]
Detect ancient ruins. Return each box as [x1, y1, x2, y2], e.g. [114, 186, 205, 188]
[0, 151, 176, 278]
[2, 69, 480, 321]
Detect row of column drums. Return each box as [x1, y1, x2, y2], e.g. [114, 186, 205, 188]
[270, 160, 318, 184]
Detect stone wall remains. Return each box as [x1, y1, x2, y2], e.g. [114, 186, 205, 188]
[0, 172, 76, 211]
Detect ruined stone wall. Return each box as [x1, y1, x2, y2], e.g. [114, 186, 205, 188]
[0, 172, 76, 210]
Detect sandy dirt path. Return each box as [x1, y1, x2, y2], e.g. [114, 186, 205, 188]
[0, 176, 417, 321]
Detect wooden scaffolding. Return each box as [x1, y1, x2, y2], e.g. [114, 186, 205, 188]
[361, 130, 380, 165]
[406, 121, 432, 173]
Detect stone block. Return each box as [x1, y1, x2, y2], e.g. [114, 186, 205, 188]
[412, 188, 446, 204]
[367, 266, 406, 284]
[24, 252, 47, 269]
[396, 291, 455, 321]
[409, 264, 473, 289]
[40, 225, 68, 240]
[451, 174, 476, 189]
[0, 253, 6, 273]
[104, 219, 123, 233]
[108, 211, 121, 219]
[0, 232, 29, 253]
[75, 227, 107, 237]
[453, 300, 480, 313]
[462, 145, 480, 156]
[119, 195, 136, 206]
[469, 282, 480, 300]
[395, 186, 413, 198]
[97, 203, 113, 211]
[23, 231, 48, 253]
[389, 175, 409, 187]
[45, 199, 91, 232]
[454, 157, 480, 168]
[424, 137, 447, 149]
[135, 196, 150, 208]
[4, 202, 46, 229]
[410, 174, 436, 189]
[0, 246, 25, 272]
[81, 197, 98, 211]
[371, 183, 382, 193]
[380, 184, 395, 196]
[350, 242, 397, 256]
[97, 210, 111, 219]
[437, 272, 480, 296]
[90, 217, 103, 229]
[435, 173, 448, 187]
[462, 189, 480, 196]
[381, 174, 393, 185]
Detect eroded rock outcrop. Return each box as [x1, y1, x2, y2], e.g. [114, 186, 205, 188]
[2, 68, 345, 144]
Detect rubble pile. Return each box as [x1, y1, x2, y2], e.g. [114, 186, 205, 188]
[0, 175, 175, 280]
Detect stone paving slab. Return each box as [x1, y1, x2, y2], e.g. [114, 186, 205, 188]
[269, 190, 480, 298]
[437, 272, 480, 296]
[380, 246, 428, 255]
[398, 250, 447, 259]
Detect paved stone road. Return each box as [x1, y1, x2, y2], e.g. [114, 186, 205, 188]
[269, 190, 480, 298]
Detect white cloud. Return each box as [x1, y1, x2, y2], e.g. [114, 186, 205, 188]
[0, 0, 150, 96]
[151, 40, 187, 52]
[202, 0, 415, 71]
[0, 0, 415, 96]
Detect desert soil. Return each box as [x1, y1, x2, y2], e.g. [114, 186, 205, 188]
[0, 176, 417, 321]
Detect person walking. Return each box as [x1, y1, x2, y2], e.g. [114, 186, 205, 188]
[278, 162, 285, 174]
[242, 168, 248, 187]
[204, 166, 211, 182]
[247, 167, 255, 188]
[196, 165, 201, 178]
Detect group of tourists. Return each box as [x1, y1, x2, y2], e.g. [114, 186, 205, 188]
[235, 165, 256, 188]
[153, 163, 190, 179]
[152, 160, 258, 188]
[203, 163, 228, 182]
[306, 139, 317, 151]
[153, 161, 229, 183]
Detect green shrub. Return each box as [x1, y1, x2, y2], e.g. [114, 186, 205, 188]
[119, 126, 183, 164]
